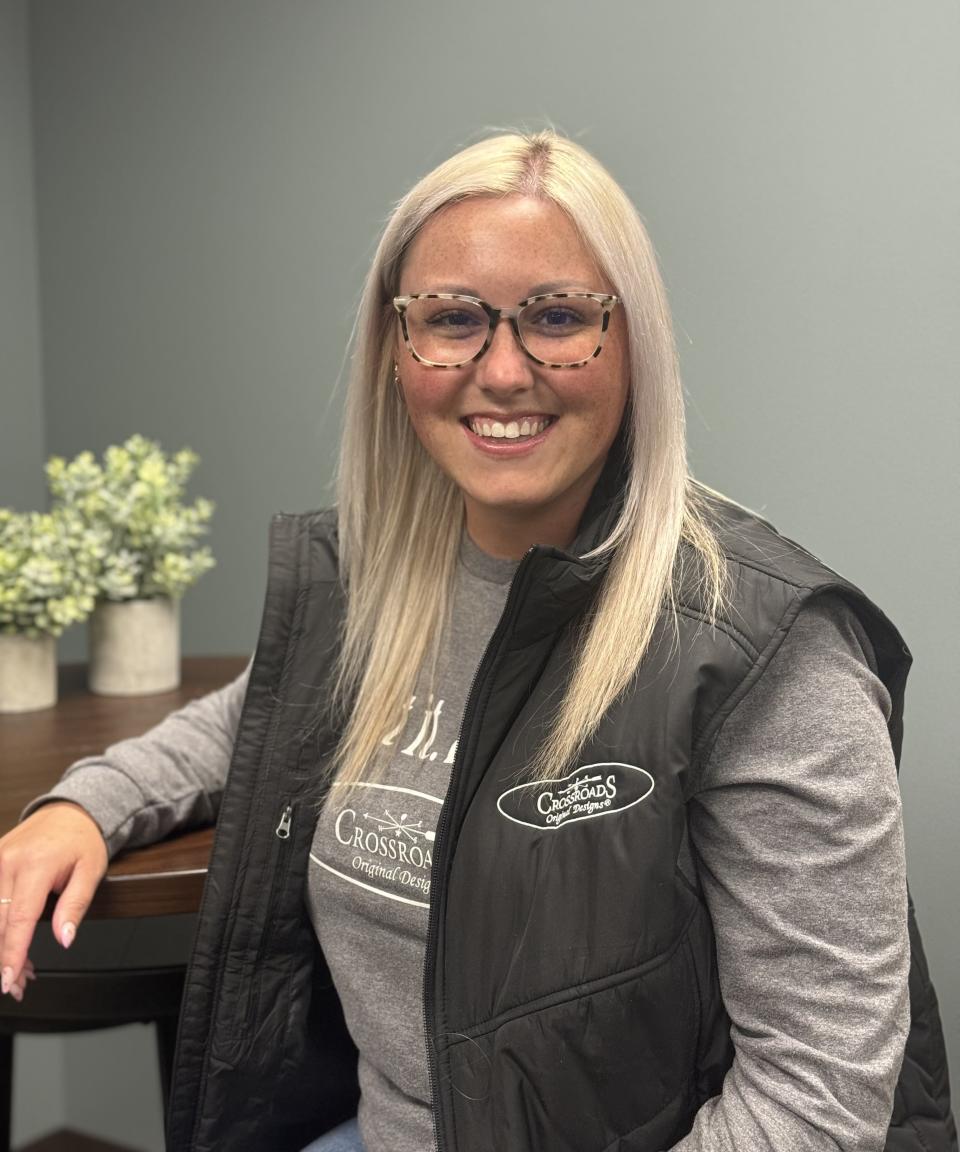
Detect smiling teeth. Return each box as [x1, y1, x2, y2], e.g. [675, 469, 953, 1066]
[469, 418, 550, 439]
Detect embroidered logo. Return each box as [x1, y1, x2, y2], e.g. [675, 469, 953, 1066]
[497, 762, 654, 831]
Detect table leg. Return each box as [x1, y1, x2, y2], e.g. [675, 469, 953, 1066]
[0, 1032, 11, 1152]
[155, 1017, 177, 1116]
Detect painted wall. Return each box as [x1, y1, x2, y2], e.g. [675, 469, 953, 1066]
[9, 2, 958, 1146]
[1, 4, 64, 1146]
[0, 0, 45, 512]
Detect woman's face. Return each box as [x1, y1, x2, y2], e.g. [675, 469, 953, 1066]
[395, 195, 630, 558]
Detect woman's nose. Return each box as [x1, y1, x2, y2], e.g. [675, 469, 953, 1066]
[475, 320, 534, 390]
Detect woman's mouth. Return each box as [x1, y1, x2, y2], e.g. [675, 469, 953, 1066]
[464, 416, 555, 440]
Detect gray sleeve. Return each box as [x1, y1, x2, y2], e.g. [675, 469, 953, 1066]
[20, 660, 252, 859]
[671, 595, 910, 1152]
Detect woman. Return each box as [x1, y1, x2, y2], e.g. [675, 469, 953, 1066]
[0, 131, 954, 1152]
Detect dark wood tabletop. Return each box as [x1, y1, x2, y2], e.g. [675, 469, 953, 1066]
[0, 658, 247, 919]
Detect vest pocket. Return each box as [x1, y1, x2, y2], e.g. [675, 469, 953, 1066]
[209, 798, 299, 1066]
[443, 926, 703, 1151]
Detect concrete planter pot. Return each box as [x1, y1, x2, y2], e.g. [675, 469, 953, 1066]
[0, 633, 57, 713]
[88, 597, 181, 696]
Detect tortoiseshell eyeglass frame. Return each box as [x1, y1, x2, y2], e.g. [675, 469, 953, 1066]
[392, 292, 621, 369]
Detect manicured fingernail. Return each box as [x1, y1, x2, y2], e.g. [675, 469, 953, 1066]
[10, 984, 22, 1003]
[61, 923, 76, 949]
[1, 968, 11, 994]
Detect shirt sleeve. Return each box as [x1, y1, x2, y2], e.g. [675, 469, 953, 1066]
[20, 659, 252, 859]
[670, 594, 910, 1152]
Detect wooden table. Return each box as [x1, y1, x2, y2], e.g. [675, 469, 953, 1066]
[0, 657, 247, 917]
[0, 657, 247, 1152]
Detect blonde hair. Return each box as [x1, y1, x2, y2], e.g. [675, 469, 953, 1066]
[333, 130, 727, 786]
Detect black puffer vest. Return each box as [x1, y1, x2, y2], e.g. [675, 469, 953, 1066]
[166, 482, 956, 1151]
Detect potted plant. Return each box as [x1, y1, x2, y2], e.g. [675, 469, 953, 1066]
[46, 434, 216, 696]
[0, 507, 104, 712]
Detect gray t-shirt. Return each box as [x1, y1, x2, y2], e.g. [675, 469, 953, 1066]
[28, 546, 909, 1151]
[306, 534, 516, 1152]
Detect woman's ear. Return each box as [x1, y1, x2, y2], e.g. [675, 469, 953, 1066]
[393, 360, 405, 403]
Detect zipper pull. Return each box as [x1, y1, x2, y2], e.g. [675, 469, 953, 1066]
[275, 803, 293, 840]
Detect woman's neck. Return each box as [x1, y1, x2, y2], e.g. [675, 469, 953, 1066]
[463, 502, 581, 560]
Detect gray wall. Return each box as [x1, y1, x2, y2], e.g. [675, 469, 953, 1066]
[0, 0, 45, 511]
[8, 1, 958, 1147]
[2, 5, 65, 1146]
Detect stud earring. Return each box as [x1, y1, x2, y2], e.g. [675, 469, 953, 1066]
[393, 361, 404, 401]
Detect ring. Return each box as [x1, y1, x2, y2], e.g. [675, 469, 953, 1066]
[0, 898, 12, 905]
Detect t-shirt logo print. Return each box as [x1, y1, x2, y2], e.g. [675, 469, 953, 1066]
[497, 762, 655, 830]
[370, 810, 435, 844]
[312, 782, 444, 908]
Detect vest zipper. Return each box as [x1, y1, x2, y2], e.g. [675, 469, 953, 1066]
[229, 798, 298, 1062]
[423, 548, 538, 1152]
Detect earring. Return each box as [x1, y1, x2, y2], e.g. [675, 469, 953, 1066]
[393, 361, 404, 401]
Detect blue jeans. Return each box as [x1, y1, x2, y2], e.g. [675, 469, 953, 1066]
[299, 1116, 365, 1152]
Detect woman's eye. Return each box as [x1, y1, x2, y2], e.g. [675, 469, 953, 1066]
[527, 306, 586, 330]
[544, 309, 579, 325]
[428, 310, 483, 330]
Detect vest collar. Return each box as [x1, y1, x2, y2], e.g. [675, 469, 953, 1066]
[504, 430, 630, 647]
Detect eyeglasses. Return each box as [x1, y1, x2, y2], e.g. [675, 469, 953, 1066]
[392, 292, 620, 369]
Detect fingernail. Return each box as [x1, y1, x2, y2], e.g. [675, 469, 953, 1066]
[10, 984, 22, 1003]
[1, 968, 11, 994]
[61, 923, 76, 949]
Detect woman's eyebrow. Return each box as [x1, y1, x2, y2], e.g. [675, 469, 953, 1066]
[414, 281, 597, 297]
[415, 283, 477, 295]
[527, 281, 596, 295]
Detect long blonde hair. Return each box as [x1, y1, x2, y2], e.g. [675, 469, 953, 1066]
[333, 130, 727, 785]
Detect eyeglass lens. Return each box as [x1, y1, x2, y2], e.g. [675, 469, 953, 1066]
[403, 296, 607, 366]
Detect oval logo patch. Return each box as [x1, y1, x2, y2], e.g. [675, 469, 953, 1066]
[497, 762, 654, 831]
